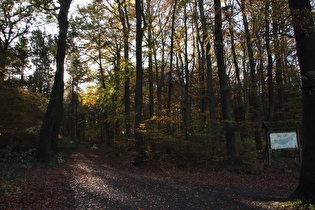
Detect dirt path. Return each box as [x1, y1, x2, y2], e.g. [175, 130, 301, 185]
[58, 151, 298, 209]
[1, 150, 298, 209]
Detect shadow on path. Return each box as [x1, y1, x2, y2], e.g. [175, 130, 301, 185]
[60, 151, 293, 209]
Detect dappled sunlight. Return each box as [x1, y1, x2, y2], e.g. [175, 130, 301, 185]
[0, 150, 298, 209]
[60, 151, 297, 209]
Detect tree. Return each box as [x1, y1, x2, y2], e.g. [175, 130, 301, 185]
[166, 0, 178, 115]
[238, 0, 262, 150]
[117, 0, 132, 137]
[29, 29, 55, 97]
[64, 44, 91, 143]
[38, 0, 72, 161]
[72, 0, 121, 147]
[0, 0, 35, 84]
[7, 36, 29, 80]
[214, 0, 238, 159]
[134, 0, 144, 152]
[264, 0, 275, 121]
[224, 1, 245, 141]
[272, 0, 286, 120]
[182, 2, 190, 141]
[197, 0, 216, 127]
[288, 0, 315, 202]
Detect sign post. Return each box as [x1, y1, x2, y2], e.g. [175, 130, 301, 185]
[263, 122, 301, 166]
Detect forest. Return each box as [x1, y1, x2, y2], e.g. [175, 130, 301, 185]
[1, 0, 315, 206]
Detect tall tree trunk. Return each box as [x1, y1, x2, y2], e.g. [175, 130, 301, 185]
[194, 1, 206, 121]
[226, 6, 245, 140]
[272, 0, 285, 120]
[288, 0, 315, 202]
[0, 45, 8, 86]
[198, 0, 218, 145]
[196, 26, 206, 118]
[183, 3, 190, 141]
[147, 0, 154, 118]
[265, 0, 275, 121]
[118, 0, 131, 137]
[214, 0, 238, 159]
[239, 0, 262, 150]
[98, 49, 112, 148]
[166, 0, 177, 115]
[156, 32, 166, 116]
[197, 0, 215, 120]
[257, 40, 266, 119]
[134, 0, 144, 152]
[38, 0, 72, 162]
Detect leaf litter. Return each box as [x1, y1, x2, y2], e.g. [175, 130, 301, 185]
[0, 150, 299, 209]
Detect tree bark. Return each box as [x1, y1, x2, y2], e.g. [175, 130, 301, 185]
[197, 0, 219, 145]
[0, 42, 8, 84]
[118, 0, 131, 137]
[183, 4, 190, 141]
[265, 1, 275, 121]
[197, 0, 216, 120]
[288, 0, 315, 202]
[134, 0, 144, 152]
[156, 32, 166, 116]
[272, 0, 285, 120]
[38, 0, 72, 162]
[147, 0, 154, 118]
[239, 0, 262, 150]
[98, 49, 112, 148]
[214, 0, 238, 159]
[166, 0, 177, 115]
[226, 6, 245, 139]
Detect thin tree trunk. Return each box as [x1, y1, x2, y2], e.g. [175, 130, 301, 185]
[166, 0, 177, 115]
[183, 4, 190, 141]
[197, 0, 215, 120]
[265, 1, 275, 121]
[0, 45, 8, 85]
[98, 50, 111, 148]
[134, 0, 144, 152]
[226, 7, 245, 139]
[156, 32, 165, 115]
[272, 0, 285, 120]
[214, 0, 238, 159]
[239, 0, 262, 150]
[198, 0, 218, 145]
[38, 0, 72, 162]
[196, 25, 206, 118]
[147, 0, 154, 118]
[118, 0, 131, 137]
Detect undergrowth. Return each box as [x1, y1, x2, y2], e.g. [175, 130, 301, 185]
[276, 200, 315, 210]
[0, 144, 70, 208]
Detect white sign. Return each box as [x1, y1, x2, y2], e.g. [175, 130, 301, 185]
[269, 131, 298, 150]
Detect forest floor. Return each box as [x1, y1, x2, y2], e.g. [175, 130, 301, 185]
[0, 149, 299, 209]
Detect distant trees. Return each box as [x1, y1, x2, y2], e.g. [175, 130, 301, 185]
[0, 0, 309, 167]
[29, 30, 55, 97]
[58, 0, 301, 159]
[0, 0, 35, 83]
